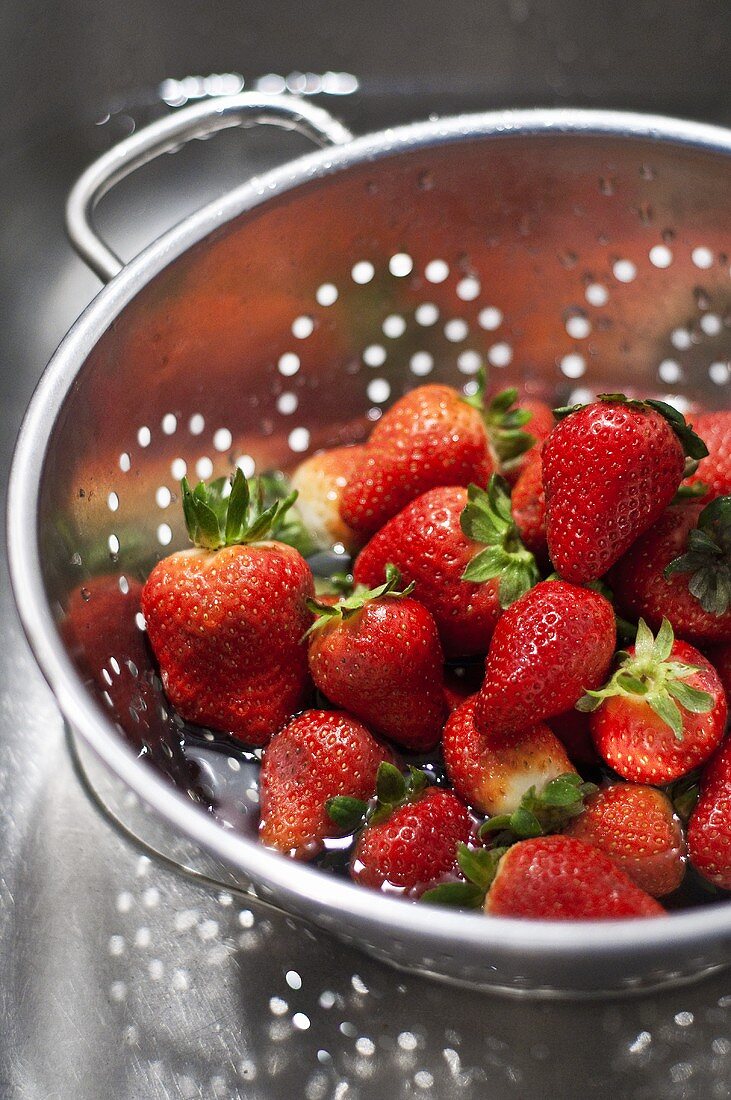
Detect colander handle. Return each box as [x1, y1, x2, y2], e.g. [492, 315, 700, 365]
[66, 93, 354, 283]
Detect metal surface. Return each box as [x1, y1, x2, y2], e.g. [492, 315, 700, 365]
[66, 93, 354, 281]
[8, 105, 731, 997]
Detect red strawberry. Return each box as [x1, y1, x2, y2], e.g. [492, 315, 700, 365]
[511, 449, 548, 562]
[502, 397, 555, 486]
[583, 619, 727, 784]
[443, 697, 577, 815]
[290, 444, 367, 554]
[347, 765, 473, 893]
[141, 471, 313, 746]
[484, 835, 665, 919]
[353, 477, 539, 658]
[307, 566, 447, 750]
[340, 381, 533, 541]
[542, 395, 707, 583]
[688, 736, 731, 890]
[706, 642, 731, 700]
[475, 580, 616, 736]
[258, 709, 392, 856]
[565, 784, 686, 897]
[685, 411, 731, 501]
[610, 497, 731, 646]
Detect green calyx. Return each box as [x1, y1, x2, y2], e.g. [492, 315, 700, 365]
[258, 470, 319, 558]
[326, 762, 429, 835]
[664, 495, 731, 616]
[668, 772, 701, 823]
[462, 371, 536, 465]
[577, 617, 714, 741]
[478, 773, 597, 847]
[460, 476, 540, 607]
[181, 468, 297, 550]
[672, 481, 708, 505]
[420, 843, 508, 909]
[305, 563, 414, 635]
[552, 393, 709, 465]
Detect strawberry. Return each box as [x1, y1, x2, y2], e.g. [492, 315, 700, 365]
[141, 470, 314, 746]
[511, 449, 548, 562]
[502, 397, 555, 486]
[688, 737, 731, 890]
[581, 618, 727, 784]
[685, 411, 731, 501]
[306, 566, 447, 750]
[290, 445, 367, 554]
[340, 380, 533, 541]
[353, 477, 539, 658]
[706, 642, 731, 701]
[610, 497, 731, 646]
[474, 580, 616, 736]
[542, 395, 708, 583]
[484, 835, 665, 918]
[443, 696, 578, 815]
[258, 709, 392, 856]
[342, 763, 473, 893]
[565, 783, 686, 897]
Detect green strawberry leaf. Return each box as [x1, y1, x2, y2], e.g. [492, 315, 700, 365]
[306, 563, 415, 635]
[644, 399, 709, 462]
[669, 773, 701, 822]
[460, 476, 540, 607]
[376, 761, 407, 806]
[576, 618, 714, 740]
[672, 481, 709, 504]
[420, 882, 486, 908]
[180, 470, 299, 550]
[325, 796, 368, 833]
[664, 495, 731, 616]
[461, 374, 535, 465]
[478, 773, 596, 845]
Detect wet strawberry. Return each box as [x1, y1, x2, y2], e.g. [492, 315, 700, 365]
[142, 471, 313, 746]
[706, 642, 731, 700]
[443, 697, 577, 816]
[258, 710, 393, 856]
[307, 566, 447, 750]
[610, 497, 731, 646]
[543, 395, 707, 583]
[484, 835, 665, 918]
[583, 619, 727, 784]
[353, 477, 539, 658]
[340, 381, 533, 541]
[475, 580, 616, 736]
[290, 445, 367, 554]
[565, 783, 686, 897]
[688, 737, 731, 890]
[685, 411, 731, 501]
[511, 449, 548, 562]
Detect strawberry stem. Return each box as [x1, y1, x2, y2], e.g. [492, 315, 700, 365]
[326, 762, 429, 834]
[479, 773, 597, 846]
[420, 843, 508, 908]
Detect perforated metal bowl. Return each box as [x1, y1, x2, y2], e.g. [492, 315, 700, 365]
[8, 95, 731, 996]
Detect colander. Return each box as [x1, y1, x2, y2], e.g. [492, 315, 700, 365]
[8, 93, 731, 997]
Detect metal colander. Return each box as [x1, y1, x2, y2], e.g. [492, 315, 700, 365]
[8, 95, 731, 997]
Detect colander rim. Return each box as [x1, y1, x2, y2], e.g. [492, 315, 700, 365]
[9, 107, 731, 960]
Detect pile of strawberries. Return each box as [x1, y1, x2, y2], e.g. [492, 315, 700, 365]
[141, 377, 731, 921]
